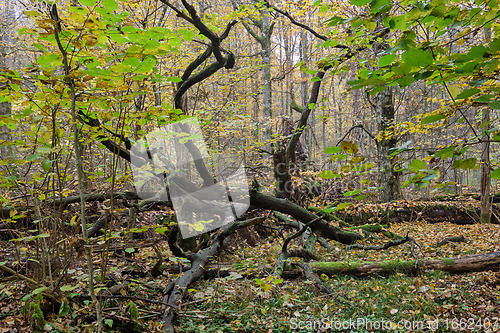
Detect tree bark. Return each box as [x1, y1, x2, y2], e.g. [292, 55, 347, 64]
[309, 251, 500, 276]
[376, 86, 399, 202]
[480, 27, 492, 223]
[0, 25, 12, 165]
[480, 107, 491, 223]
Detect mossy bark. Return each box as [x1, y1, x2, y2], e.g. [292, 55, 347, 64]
[309, 251, 500, 276]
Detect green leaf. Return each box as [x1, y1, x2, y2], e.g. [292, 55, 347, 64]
[408, 159, 426, 172]
[452, 158, 477, 170]
[370, 0, 392, 14]
[41, 159, 52, 172]
[79, 0, 97, 6]
[475, 94, 493, 102]
[26, 153, 40, 162]
[37, 147, 52, 154]
[323, 146, 342, 154]
[123, 57, 141, 67]
[435, 146, 456, 159]
[125, 247, 135, 253]
[33, 286, 47, 295]
[58, 301, 71, 316]
[403, 49, 434, 67]
[37, 54, 59, 66]
[334, 202, 353, 211]
[456, 88, 481, 99]
[167, 76, 182, 83]
[155, 226, 169, 234]
[351, 0, 371, 5]
[489, 101, 500, 109]
[491, 168, 500, 179]
[104, 318, 114, 328]
[378, 54, 397, 67]
[447, 85, 461, 99]
[421, 114, 445, 124]
[318, 170, 340, 179]
[178, 28, 196, 41]
[101, 0, 117, 12]
[60, 285, 78, 292]
[344, 189, 361, 196]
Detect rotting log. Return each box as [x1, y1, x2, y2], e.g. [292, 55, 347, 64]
[309, 251, 500, 276]
[250, 190, 363, 244]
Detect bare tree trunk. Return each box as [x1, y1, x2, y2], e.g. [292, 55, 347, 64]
[480, 107, 491, 223]
[376, 86, 399, 202]
[261, 8, 272, 142]
[230, 0, 273, 144]
[0, 18, 12, 165]
[481, 27, 492, 223]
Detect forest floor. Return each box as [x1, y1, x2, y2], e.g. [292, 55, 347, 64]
[0, 200, 499, 332]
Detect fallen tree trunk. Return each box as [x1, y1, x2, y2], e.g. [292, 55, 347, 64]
[2, 190, 363, 245]
[309, 251, 500, 276]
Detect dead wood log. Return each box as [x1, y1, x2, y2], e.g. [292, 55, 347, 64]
[308, 251, 500, 276]
[161, 217, 265, 333]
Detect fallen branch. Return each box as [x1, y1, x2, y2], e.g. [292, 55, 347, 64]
[161, 216, 265, 332]
[274, 216, 321, 276]
[436, 235, 471, 247]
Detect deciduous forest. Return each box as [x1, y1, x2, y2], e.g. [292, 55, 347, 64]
[0, 0, 499, 332]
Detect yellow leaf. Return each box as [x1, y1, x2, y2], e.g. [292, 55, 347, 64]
[68, 13, 86, 24]
[83, 35, 98, 47]
[70, 215, 79, 226]
[96, 80, 110, 89]
[24, 11, 41, 17]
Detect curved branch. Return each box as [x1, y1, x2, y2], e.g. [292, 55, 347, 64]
[335, 124, 376, 146]
[285, 70, 327, 160]
[266, 2, 333, 43]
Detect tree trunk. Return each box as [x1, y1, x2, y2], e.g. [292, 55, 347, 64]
[480, 27, 492, 223]
[0, 25, 12, 163]
[261, 7, 272, 143]
[376, 86, 399, 202]
[480, 108, 491, 223]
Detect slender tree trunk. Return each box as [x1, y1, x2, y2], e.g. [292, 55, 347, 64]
[480, 107, 491, 223]
[261, 9, 272, 142]
[0, 22, 12, 167]
[481, 27, 492, 223]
